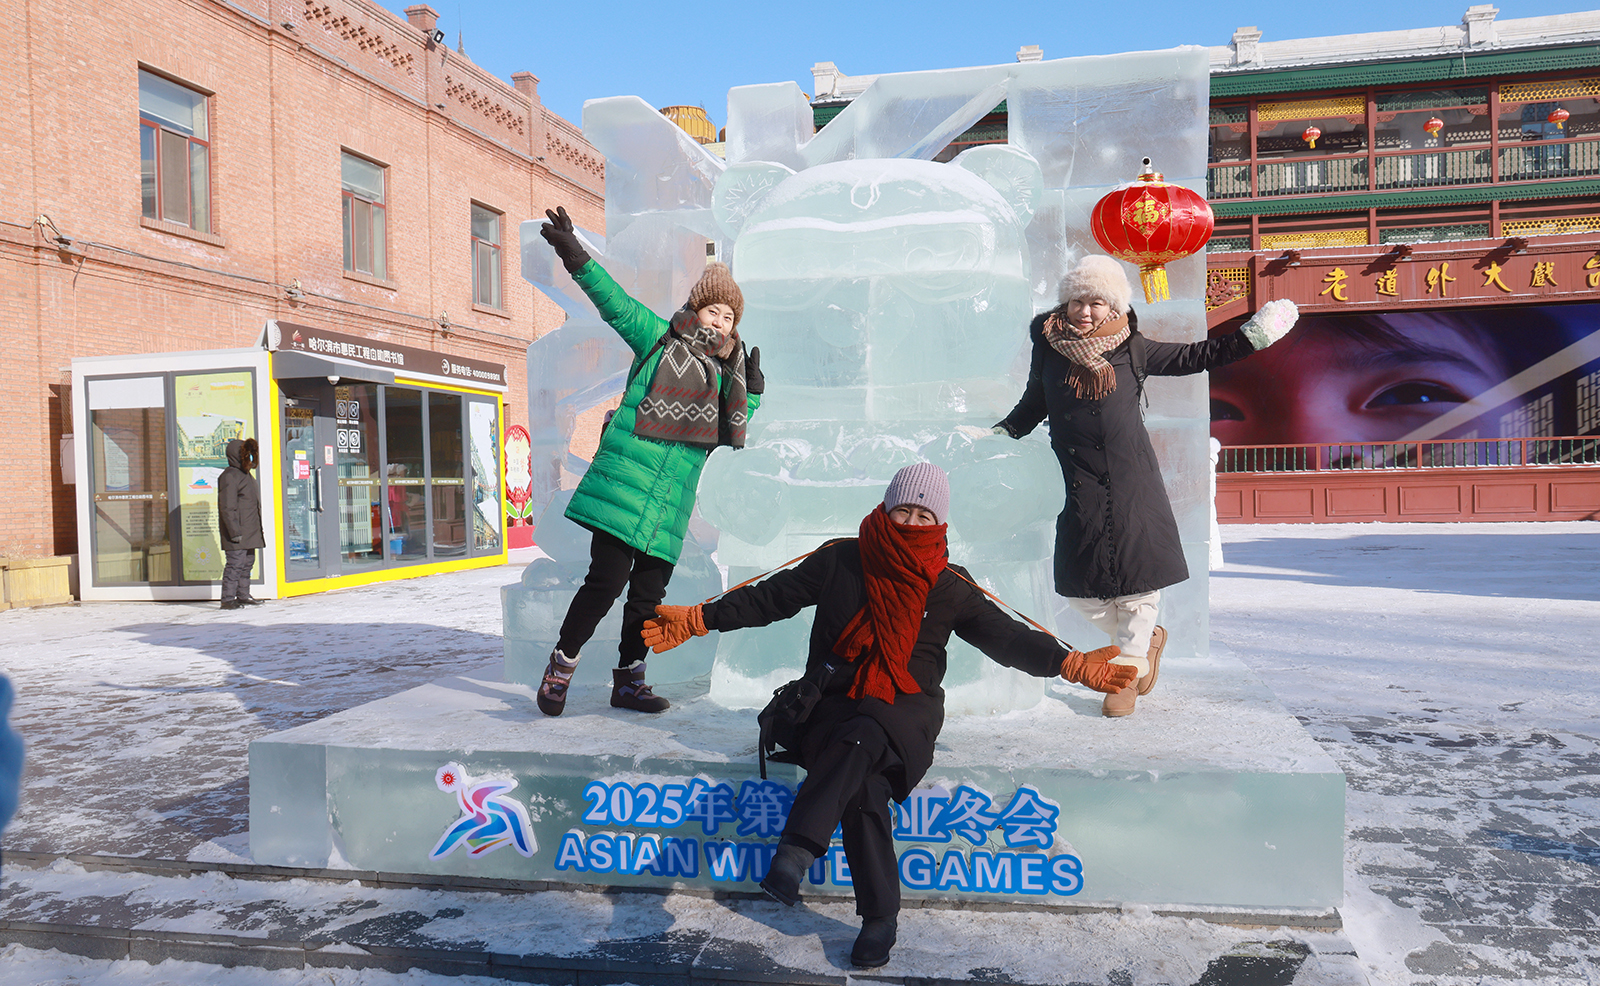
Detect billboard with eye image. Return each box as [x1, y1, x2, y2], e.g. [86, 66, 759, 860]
[1209, 302, 1600, 446]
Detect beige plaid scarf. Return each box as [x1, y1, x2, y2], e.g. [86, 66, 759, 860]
[1041, 310, 1131, 400]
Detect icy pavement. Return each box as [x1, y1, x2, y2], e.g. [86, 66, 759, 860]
[1211, 522, 1600, 986]
[1, 523, 1597, 985]
[0, 855, 1357, 985]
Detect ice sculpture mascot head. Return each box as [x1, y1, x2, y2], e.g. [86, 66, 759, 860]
[696, 149, 1051, 553]
[717, 151, 1039, 401]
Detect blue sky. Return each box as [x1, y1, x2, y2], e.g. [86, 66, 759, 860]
[377, 1, 1598, 128]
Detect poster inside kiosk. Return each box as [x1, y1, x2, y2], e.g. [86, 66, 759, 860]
[175, 371, 259, 583]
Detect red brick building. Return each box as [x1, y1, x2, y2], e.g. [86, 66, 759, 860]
[4, 0, 604, 566]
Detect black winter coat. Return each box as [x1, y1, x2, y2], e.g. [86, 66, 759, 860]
[996, 310, 1257, 599]
[703, 538, 1073, 801]
[217, 439, 266, 551]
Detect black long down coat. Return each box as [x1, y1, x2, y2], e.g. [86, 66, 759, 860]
[217, 438, 266, 551]
[703, 538, 1074, 802]
[996, 310, 1258, 600]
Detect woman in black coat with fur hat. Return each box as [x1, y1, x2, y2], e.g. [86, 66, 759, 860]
[990, 256, 1297, 717]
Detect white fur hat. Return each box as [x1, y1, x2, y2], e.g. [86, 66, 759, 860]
[1058, 255, 1133, 314]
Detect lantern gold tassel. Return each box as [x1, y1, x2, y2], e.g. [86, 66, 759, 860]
[1138, 264, 1169, 304]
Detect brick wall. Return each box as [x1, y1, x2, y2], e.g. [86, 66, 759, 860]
[4, 0, 604, 559]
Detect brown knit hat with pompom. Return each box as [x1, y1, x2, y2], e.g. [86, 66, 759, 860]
[685, 262, 744, 329]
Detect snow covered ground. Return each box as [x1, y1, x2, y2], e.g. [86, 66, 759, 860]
[1210, 522, 1600, 986]
[1, 522, 1596, 985]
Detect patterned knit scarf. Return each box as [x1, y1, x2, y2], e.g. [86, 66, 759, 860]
[633, 308, 749, 450]
[834, 504, 949, 705]
[1041, 309, 1131, 400]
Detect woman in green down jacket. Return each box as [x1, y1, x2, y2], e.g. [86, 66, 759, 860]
[536, 207, 763, 717]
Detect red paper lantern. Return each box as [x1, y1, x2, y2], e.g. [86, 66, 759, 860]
[1090, 161, 1215, 304]
[1424, 117, 1444, 137]
[1303, 125, 1322, 148]
[1549, 107, 1570, 129]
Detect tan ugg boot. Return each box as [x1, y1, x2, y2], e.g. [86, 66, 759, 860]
[1139, 625, 1167, 696]
[1102, 682, 1137, 717]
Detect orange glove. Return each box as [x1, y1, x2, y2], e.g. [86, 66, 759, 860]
[1059, 645, 1136, 694]
[641, 604, 708, 653]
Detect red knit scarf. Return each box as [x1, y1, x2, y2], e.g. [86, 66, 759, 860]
[833, 504, 949, 704]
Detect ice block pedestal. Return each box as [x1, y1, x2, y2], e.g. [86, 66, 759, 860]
[249, 649, 1343, 916]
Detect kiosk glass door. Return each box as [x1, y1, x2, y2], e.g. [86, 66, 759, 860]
[335, 383, 383, 572]
[280, 382, 338, 581]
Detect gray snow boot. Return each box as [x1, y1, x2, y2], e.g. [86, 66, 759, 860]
[537, 649, 579, 717]
[611, 660, 669, 713]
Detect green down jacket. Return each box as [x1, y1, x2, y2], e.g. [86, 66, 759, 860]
[563, 260, 760, 564]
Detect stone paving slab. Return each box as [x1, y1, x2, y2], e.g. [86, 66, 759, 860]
[0, 854, 1364, 986]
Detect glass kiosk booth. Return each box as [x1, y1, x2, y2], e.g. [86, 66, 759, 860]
[72, 321, 507, 601]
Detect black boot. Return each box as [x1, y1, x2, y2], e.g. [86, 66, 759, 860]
[610, 660, 670, 713]
[219, 599, 241, 610]
[759, 843, 813, 906]
[851, 915, 897, 968]
[537, 649, 579, 717]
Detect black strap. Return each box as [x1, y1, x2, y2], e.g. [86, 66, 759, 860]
[1128, 329, 1149, 410]
[627, 331, 672, 388]
[603, 332, 674, 432]
[945, 569, 1063, 642]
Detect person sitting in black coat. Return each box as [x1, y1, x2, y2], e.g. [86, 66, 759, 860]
[987, 256, 1297, 717]
[641, 462, 1132, 969]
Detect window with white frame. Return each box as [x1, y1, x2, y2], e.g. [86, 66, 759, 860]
[471, 204, 502, 308]
[139, 69, 211, 231]
[342, 152, 387, 279]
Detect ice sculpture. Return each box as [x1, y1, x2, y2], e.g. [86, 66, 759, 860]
[254, 52, 1347, 911]
[511, 50, 1214, 713]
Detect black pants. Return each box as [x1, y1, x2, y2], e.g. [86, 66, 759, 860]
[557, 529, 675, 668]
[221, 549, 255, 601]
[783, 713, 903, 919]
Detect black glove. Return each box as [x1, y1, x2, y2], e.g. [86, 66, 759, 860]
[745, 346, 764, 395]
[539, 206, 591, 274]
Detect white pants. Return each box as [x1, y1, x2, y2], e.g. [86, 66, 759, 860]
[1067, 591, 1161, 677]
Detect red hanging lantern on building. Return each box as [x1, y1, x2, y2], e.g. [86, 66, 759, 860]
[1549, 107, 1570, 129]
[1089, 160, 1215, 304]
[1424, 117, 1444, 137]
[1303, 125, 1322, 148]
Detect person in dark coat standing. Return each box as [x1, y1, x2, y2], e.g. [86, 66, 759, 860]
[642, 463, 1132, 969]
[989, 257, 1297, 716]
[217, 437, 265, 609]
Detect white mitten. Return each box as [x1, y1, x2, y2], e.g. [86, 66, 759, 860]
[955, 424, 1002, 439]
[1240, 298, 1299, 350]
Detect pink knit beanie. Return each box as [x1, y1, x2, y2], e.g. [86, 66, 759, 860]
[883, 462, 950, 525]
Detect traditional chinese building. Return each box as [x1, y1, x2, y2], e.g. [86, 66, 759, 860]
[1199, 6, 1600, 521]
[6, 0, 605, 600]
[1201, 6, 1600, 442]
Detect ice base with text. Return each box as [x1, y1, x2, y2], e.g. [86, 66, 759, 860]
[249, 647, 1344, 913]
